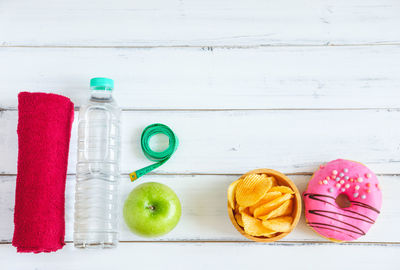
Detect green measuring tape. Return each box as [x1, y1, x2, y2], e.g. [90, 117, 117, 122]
[129, 123, 178, 182]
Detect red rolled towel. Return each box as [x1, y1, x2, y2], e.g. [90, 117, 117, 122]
[12, 92, 74, 253]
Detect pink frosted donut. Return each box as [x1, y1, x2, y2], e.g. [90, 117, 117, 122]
[303, 159, 382, 242]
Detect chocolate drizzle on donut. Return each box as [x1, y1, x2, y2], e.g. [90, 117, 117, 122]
[304, 193, 378, 221]
[307, 223, 362, 237]
[349, 200, 380, 214]
[307, 211, 365, 235]
[309, 210, 374, 224]
[304, 193, 380, 237]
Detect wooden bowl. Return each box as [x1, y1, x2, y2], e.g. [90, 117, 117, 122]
[227, 168, 302, 242]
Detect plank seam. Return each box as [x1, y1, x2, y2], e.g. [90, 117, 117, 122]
[2, 108, 400, 112]
[1, 43, 400, 49]
[1, 173, 400, 177]
[0, 241, 399, 246]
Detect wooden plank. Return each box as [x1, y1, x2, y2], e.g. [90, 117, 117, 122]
[0, 242, 399, 270]
[1, 174, 399, 243]
[0, 0, 399, 47]
[0, 109, 399, 175]
[0, 46, 400, 110]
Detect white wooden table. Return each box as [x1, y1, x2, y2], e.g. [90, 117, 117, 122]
[1, 0, 400, 269]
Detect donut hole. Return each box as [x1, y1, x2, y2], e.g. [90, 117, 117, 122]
[335, 193, 351, 208]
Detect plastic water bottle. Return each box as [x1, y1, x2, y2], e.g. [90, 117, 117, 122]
[74, 78, 121, 248]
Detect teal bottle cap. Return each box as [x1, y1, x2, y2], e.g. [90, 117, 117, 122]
[90, 77, 114, 91]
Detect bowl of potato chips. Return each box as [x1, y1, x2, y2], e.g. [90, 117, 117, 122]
[227, 169, 301, 242]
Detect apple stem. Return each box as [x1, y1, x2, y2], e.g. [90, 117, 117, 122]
[148, 205, 155, 210]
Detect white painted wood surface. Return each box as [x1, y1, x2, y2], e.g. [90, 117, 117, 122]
[1, 0, 399, 46]
[1, 0, 399, 269]
[0, 243, 399, 270]
[0, 46, 400, 109]
[1, 175, 399, 243]
[2, 242, 400, 270]
[1, 109, 400, 175]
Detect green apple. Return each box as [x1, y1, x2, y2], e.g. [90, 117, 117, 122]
[123, 182, 181, 237]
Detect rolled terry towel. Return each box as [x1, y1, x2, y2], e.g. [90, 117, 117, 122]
[12, 92, 74, 253]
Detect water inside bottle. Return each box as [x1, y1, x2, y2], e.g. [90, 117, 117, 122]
[74, 79, 121, 248]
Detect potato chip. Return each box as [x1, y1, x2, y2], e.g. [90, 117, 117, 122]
[235, 213, 244, 227]
[281, 199, 293, 215]
[227, 179, 240, 209]
[248, 191, 282, 215]
[269, 186, 294, 194]
[235, 174, 273, 207]
[259, 199, 293, 220]
[241, 213, 275, 237]
[262, 216, 293, 232]
[229, 171, 297, 239]
[262, 175, 277, 186]
[238, 206, 250, 215]
[253, 193, 292, 218]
